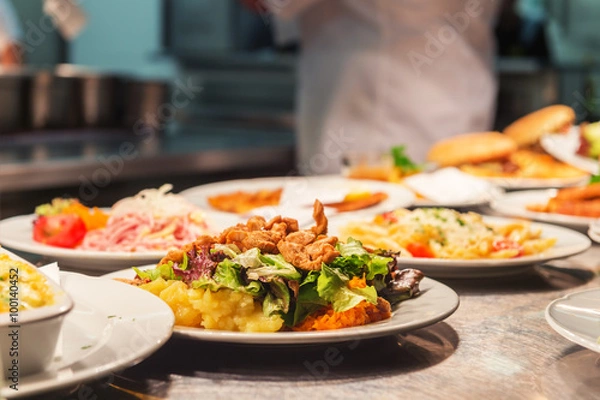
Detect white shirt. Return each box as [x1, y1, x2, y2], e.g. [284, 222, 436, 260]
[271, 0, 502, 175]
[0, 0, 22, 51]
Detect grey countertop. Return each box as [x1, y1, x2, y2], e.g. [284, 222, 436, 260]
[14, 225, 600, 400]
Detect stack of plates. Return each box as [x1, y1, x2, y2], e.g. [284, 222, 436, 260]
[588, 220, 600, 243]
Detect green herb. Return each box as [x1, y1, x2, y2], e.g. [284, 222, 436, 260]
[107, 315, 117, 319]
[391, 145, 420, 172]
[81, 345, 92, 350]
[590, 175, 600, 184]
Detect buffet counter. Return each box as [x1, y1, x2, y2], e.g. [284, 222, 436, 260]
[8, 201, 599, 400]
[23, 240, 600, 400]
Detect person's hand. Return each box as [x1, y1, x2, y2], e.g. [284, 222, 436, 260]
[1, 43, 23, 66]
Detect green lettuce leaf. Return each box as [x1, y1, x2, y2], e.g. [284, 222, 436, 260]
[211, 243, 241, 258]
[133, 262, 177, 281]
[212, 259, 265, 296]
[283, 271, 328, 327]
[332, 238, 391, 280]
[263, 278, 291, 316]
[367, 255, 391, 280]
[233, 248, 302, 281]
[317, 265, 377, 312]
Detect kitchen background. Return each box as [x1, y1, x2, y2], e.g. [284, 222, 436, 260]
[1, 0, 599, 218]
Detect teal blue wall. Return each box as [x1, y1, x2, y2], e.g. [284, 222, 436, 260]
[70, 0, 177, 78]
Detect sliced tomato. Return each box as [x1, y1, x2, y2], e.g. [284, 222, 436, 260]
[33, 214, 87, 248]
[380, 211, 398, 223]
[492, 239, 524, 257]
[406, 242, 434, 258]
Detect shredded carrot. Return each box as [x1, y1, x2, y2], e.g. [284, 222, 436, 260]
[292, 298, 392, 331]
[348, 275, 367, 289]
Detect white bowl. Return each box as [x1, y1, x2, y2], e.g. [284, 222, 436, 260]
[0, 250, 74, 377]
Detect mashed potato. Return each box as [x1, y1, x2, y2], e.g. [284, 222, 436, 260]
[0, 254, 55, 312]
[139, 278, 284, 332]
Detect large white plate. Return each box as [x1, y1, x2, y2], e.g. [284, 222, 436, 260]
[180, 175, 415, 226]
[0, 211, 243, 272]
[490, 189, 596, 229]
[102, 269, 459, 344]
[545, 288, 600, 353]
[328, 214, 591, 278]
[480, 175, 589, 190]
[1, 271, 174, 399]
[540, 127, 600, 174]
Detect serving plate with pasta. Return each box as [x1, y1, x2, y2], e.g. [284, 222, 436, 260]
[328, 208, 591, 278]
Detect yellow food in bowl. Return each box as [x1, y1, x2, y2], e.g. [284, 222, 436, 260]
[0, 254, 55, 312]
[139, 278, 284, 332]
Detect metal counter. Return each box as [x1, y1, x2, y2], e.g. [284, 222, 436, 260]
[20, 236, 600, 400]
[0, 127, 295, 193]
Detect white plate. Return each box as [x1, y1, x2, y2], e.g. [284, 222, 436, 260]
[0, 212, 243, 272]
[541, 127, 600, 174]
[413, 186, 504, 208]
[490, 189, 596, 229]
[180, 175, 415, 226]
[1, 271, 174, 399]
[480, 175, 589, 190]
[328, 214, 591, 278]
[102, 269, 459, 344]
[545, 288, 600, 353]
[588, 228, 600, 244]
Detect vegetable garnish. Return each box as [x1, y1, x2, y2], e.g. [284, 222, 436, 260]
[125, 200, 424, 332]
[31, 185, 211, 252]
[391, 145, 420, 173]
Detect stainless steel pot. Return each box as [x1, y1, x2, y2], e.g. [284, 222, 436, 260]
[30, 69, 82, 130]
[0, 68, 32, 134]
[55, 64, 123, 129]
[122, 78, 170, 136]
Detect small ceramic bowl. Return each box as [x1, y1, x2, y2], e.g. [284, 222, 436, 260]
[0, 249, 73, 377]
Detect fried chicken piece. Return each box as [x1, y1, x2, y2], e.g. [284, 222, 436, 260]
[240, 230, 280, 253]
[246, 215, 268, 231]
[265, 215, 299, 234]
[277, 231, 340, 271]
[311, 200, 328, 236]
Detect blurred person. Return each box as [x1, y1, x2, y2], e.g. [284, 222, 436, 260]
[255, 0, 503, 175]
[0, 0, 22, 66]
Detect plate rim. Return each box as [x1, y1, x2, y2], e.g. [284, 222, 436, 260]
[545, 287, 600, 353]
[490, 189, 597, 228]
[327, 213, 591, 274]
[481, 175, 590, 190]
[101, 269, 459, 345]
[180, 174, 416, 214]
[1, 271, 175, 398]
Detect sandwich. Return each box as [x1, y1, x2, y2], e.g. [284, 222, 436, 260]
[503, 104, 576, 150]
[426, 131, 587, 179]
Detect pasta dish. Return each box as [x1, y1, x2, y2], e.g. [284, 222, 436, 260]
[337, 208, 556, 259]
